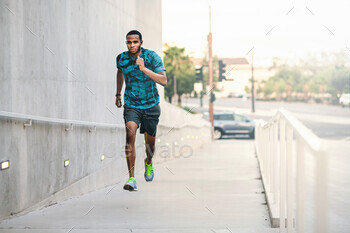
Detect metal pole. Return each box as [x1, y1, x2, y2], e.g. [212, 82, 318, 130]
[208, 5, 214, 140]
[251, 49, 255, 113]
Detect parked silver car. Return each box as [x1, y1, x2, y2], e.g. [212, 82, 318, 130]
[339, 93, 350, 108]
[203, 112, 255, 139]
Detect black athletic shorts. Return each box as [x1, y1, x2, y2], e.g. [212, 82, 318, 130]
[123, 103, 161, 136]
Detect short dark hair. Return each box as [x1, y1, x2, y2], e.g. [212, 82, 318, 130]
[126, 30, 142, 41]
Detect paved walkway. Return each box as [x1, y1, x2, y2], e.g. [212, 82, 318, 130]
[0, 139, 278, 233]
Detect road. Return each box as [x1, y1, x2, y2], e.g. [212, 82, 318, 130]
[181, 97, 350, 140]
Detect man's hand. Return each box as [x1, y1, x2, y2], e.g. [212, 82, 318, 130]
[115, 96, 122, 108]
[135, 56, 167, 86]
[136, 56, 145, 71]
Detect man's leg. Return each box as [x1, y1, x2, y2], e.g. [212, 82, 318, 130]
[141, 104, 160, 182]
[144, 132, 156, 164]
[143, 132, 156, 182]
[125, 121, 138, 178]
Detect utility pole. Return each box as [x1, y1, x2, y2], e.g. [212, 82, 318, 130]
[208, 5, 214, 140]
[251, 49, 255, 113]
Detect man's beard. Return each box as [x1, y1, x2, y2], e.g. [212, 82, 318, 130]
[131, 46, 141, 54]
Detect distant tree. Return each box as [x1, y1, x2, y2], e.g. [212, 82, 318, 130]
[263, 52, 350, 102]
[163, 45, 195, 105]
[331, 66, 350, 94]
[264, 66, 302, 100]
[256, 80, 264, 95]
[244, 85, 251, 94]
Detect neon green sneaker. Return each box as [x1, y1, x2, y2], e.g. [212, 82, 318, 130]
[144, 158, 154, 182]
[123, 177, 137, 191]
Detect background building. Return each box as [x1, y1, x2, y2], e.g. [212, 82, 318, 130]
[191, 57, 276, 97]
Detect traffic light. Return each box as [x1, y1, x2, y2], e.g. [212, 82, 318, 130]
[218, 60, 226, 81]
[210, 92, 216, 102]
[195, 66, 203, 81]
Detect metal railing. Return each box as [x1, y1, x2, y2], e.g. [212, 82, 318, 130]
[0, 110, 206, 131]
[0, 110, 124, 131]
[255, 108, 329, 233]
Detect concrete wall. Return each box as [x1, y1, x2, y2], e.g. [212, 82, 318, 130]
[0, 0, 163, 119]
[0, 0, 211, 221]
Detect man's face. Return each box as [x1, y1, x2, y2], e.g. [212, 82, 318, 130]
[126, 35, 142, 54]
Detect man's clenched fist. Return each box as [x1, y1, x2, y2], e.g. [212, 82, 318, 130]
[116, 96, 122, 108]
[136, 56, 145, 71]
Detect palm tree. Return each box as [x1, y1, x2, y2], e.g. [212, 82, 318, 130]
[163, 45, 195, 105]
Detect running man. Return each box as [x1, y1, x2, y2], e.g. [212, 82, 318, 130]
[115, 30, 167, 191]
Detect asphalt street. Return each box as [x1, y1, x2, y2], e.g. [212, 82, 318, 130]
[182, 97, 350, 140]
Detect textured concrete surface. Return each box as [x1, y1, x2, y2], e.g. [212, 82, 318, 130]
[0, 139, 279, 233]
[0, 0, 163, 219]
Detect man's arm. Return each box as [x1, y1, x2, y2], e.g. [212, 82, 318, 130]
[141, 68, 167, 87]
[116, 69, 124, 94]
[115, 69, 124, 107]
[136, 56, 167, 86]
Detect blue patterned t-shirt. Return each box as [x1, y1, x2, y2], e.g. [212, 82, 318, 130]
[116, 47, 166, 109]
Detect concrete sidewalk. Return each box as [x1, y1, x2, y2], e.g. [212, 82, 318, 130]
[0, 139, 278, 233]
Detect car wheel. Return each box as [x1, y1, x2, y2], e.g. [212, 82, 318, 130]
[214, 129, 222, 140]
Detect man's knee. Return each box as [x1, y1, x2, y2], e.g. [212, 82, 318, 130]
[125, 122, 137, 142]
[126, 130, 136, 140]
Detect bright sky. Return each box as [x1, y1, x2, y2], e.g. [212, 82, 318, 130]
[162, 0, 350, 66]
